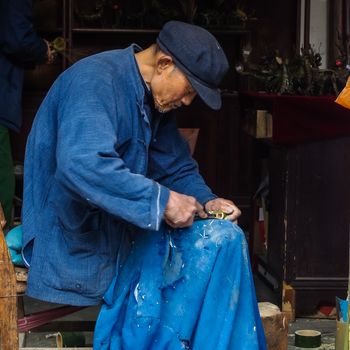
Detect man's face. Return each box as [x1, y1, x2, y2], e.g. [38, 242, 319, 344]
[150, 64, 197, 113]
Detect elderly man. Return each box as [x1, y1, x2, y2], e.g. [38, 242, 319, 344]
[22, 21, 266, 349]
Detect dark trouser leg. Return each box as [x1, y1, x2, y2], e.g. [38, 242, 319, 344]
[0, 125, 15, 228]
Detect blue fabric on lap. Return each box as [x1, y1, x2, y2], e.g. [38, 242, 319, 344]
[94, 220, 267, 349]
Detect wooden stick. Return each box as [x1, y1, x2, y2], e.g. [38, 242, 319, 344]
[0, 213, 19, 350]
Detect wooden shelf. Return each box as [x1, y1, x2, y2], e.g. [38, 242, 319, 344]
[37, 28, 64, 35]
[71, 27, 251, 35]
[72, 28, 159, 34]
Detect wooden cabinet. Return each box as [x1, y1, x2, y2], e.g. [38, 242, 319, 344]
[268, 140, 349, 317]
[241, 93, 350, 317]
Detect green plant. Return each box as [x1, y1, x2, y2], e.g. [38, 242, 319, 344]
[195, 0, 255, 29]
[237, 47, 342, 96]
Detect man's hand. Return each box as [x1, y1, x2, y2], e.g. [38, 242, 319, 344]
[205, 198, 241, 223]
[164, 190, 207, 228]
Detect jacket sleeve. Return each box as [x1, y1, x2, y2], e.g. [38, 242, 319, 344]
[0, 0, 47, 66]
[54, 72, 169, 231]
[148, 113, 217, 205]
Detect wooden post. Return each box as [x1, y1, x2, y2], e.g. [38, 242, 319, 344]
[282, 282, 296, 323]
[0, 206, 19, 350]
[259, 302, 288, 350]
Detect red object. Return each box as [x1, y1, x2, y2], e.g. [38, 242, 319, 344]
[317, 304, 335, 316]
[240, 92, 350, 144]
[18, 305, 85, 332]
[336, 59, 343, 67]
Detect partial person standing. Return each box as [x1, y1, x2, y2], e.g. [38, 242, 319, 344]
[0, 0, 53, 227]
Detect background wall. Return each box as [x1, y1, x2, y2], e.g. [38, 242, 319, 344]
[248, 0, 297, 60]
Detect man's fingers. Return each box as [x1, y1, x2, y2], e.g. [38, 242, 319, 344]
[223, 204, 241, 222]
[164, 191, 198, 228]
[195, 202, 207, 219]
[224, 212, 240, 223]
[205, 198, 242, 222]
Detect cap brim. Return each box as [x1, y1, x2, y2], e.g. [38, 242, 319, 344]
[187, 75, 222, 110]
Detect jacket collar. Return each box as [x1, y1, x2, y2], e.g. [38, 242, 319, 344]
[126, 44, 147, 108]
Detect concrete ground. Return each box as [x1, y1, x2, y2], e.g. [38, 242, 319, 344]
[287, 319, 336, 349]
[24, 321, 337, 349]
[254, 276, 337, 349]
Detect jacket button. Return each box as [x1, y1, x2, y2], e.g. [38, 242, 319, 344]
[76, 283, 81, 289]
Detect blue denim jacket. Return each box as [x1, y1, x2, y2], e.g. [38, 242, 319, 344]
[22, 45, 216, 306]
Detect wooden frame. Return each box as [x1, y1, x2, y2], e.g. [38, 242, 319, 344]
[0, 206, 93, 349]
[0, 205, 19, 349]
[297, 0, 331, 67]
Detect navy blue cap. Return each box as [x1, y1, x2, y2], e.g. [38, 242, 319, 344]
[157, 21, 229, 110]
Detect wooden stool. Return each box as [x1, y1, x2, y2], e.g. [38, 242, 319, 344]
[259, 302, 289, 350]
[0, 206, 20, 349]
[0, 206, 93, 349]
